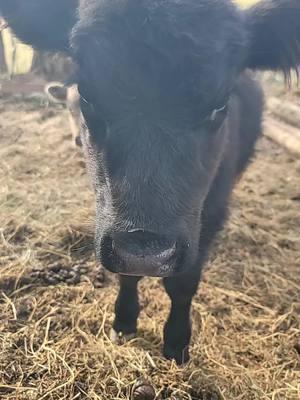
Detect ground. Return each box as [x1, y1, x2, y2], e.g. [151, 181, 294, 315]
[0, 76, 299, 400]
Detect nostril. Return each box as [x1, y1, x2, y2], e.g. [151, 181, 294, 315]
[127, 228, 145, 234]
[100, 234, 113, 258]
[155, 243, 176, 260]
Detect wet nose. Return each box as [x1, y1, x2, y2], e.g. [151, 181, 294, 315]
[111, 230, 177, 276]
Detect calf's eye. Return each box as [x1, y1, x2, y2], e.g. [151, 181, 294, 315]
[209, 104, 227, 121]
[206, 103, 228, 131]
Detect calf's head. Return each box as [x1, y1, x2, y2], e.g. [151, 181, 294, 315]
[1, 0, 300, 276]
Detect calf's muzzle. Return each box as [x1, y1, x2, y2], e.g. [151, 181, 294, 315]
[100, 230, 180, 277]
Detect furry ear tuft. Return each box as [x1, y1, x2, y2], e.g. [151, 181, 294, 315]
[246, 0, 300, 79]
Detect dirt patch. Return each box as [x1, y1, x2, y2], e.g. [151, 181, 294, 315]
[0, 78, 299, 399]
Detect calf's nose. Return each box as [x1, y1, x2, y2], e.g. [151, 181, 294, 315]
[111, 230, 177, 276]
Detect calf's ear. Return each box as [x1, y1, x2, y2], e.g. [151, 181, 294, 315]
[45, 83, 68, 103]
[246, 0, 300, 75]
[0, 0, 78, 52]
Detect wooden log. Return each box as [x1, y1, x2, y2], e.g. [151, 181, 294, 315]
[264, 117, 300, 156]
[0, 74, 46, 95]
[1, 27, 34, 76]
[267, 97, 300, 130]
[0, 18, 7, 73]
[0, 32, 6, 74]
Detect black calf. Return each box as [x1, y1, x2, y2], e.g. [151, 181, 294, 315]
[1, 0, 299, 363]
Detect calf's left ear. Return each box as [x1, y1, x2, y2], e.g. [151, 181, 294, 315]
[45, 82, 68, 103]
[246, 0, 300, 75]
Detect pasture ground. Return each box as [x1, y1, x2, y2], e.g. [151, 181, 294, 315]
[0, 76, 299, 400]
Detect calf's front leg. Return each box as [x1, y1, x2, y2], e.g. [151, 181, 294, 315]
[111, 275, 142, 341]
[163, 268, 201, 364]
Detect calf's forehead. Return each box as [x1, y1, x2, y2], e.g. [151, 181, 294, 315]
[72, 0, 246, 115]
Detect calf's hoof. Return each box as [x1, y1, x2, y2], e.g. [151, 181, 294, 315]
[109, 328, 136, 344]
[163, 345, 190, 365]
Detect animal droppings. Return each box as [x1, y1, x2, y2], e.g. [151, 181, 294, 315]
[131, 379, 156, 400]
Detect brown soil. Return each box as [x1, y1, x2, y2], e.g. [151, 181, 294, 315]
[0, 76, 299, 400]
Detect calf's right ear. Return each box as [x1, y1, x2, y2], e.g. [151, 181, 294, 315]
[245, 0, 300, 76]
[0, 0, 78, 52]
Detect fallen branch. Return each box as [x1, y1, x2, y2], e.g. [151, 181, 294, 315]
[267, 97, 300, 129]
[264, 117, 300, 156]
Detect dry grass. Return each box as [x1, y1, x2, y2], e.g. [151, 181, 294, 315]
[0, 79, 300, 400]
